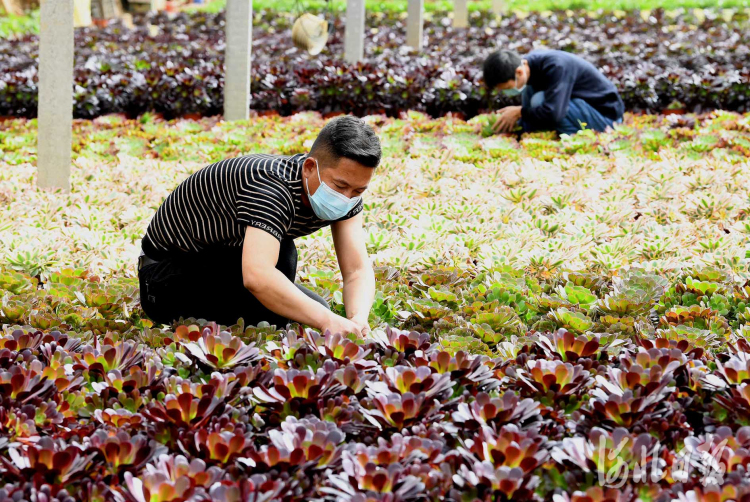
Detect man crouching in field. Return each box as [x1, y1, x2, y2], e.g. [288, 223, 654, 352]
[484, 49, 625, 136]
[137, 116, 380, 337]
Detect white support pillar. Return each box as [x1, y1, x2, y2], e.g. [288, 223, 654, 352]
[37, 0, 74, 192]
[492, 0, 505, 15]
[453, 0, 468, 28]
[344, 0, 365, 64]
[406, 0, 424, 50]
[224, 0, 252, 121]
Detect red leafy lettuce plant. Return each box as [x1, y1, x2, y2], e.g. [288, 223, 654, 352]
[452, 391, 541, 430]
[0, 437, 96, 487]
[122, 454, 224, 502]
[183, 324, 260, 371]
[246, 416, 343, 470]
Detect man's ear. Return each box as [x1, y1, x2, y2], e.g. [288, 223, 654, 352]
[303, 156, 317, 174]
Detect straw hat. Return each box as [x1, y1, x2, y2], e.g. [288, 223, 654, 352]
[292, 13, 329, 56]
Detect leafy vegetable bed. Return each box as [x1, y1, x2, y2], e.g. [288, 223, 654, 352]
[1, 8, 749, 119]
[0, 266, 750, 502]
[2, 111, 749, 279]
[0, 112, 750, 501]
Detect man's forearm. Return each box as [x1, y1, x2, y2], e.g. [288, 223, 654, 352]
[246, 269, 331, 329]
[342, 265, 375, 321]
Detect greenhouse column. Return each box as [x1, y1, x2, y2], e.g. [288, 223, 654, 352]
[37, 0, 74, 192]
[344, 0, 365, 64]
[454, 0, 468, 28]
[224, 0, 252, 121]
[406, 0, 424, 50]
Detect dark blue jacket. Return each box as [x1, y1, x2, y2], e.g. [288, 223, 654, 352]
[521, 50, 624, 130]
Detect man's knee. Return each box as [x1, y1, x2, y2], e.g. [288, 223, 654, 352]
[560, 98, 616, 134]
[529, 91, 545, 109]
[296, 284, 330, 310]
[557, 99, 587, 134]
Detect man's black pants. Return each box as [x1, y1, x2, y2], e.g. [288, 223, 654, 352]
[138, 239, 329, 327]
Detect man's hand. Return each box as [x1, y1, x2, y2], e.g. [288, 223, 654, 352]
[492, 106, 523, 134]
[349, 314, 371, 337]
[321, 312, 363, 337]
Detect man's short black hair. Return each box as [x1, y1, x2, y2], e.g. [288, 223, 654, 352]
[483, 50, 522, 89]
[310, 115, 382, 168]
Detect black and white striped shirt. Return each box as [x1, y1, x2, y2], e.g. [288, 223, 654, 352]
[141, 153, 363, 260]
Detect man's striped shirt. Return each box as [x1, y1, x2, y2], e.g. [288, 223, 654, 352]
[141, 153, 363, 260]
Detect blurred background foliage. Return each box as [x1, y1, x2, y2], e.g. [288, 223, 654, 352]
[1, 0, 749, 38]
